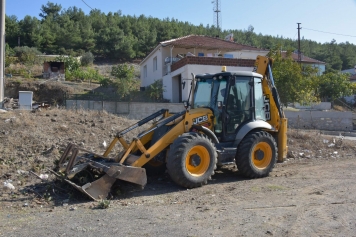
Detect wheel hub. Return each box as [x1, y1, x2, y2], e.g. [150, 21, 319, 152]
[254, 149, 265, 161]
[189, 154, 201, 167]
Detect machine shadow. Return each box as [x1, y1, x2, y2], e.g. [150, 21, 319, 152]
[116, 166, 249, 200]
[9, 167, 249, 206]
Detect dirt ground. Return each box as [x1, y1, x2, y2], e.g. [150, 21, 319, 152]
[0, 108, 355, 237]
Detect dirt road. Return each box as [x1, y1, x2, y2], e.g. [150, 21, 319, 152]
[1, 156, 356, 237]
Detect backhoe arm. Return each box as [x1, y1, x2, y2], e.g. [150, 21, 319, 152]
[254, 55, 288, 162]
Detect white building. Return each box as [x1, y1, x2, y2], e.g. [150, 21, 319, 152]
[139, 35, 269, 103]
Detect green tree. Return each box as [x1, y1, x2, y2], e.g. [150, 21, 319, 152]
[40, 15, 58, 53]
[111, 64, 139, 98]
[317, 73, 353, 101]
[111, 63, 135, 79]
[5, 4, 356, 64]
[244, 25, 257, 46]
[269, 48, 318, 106]
[5, 15, 20, 48]
[18, 16, 42, 48]
[81, 51, 94, 66]
[39, 1, 62, 20]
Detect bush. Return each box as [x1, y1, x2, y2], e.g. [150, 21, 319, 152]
[13, 46, 43, 66]
[56, 55, 81, 72]
[65, 67, 105, 83]
[145, 79, 165, 101]
[111, 63, 135, 79]
[99, 77, 111, 87]
[111, 63, 139, 98]
[81, 52, 94, 66]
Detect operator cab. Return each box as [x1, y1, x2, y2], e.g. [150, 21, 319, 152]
[193, 70, 266, 142]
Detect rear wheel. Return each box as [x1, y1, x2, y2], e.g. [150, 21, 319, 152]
[167, 133, 217, 188]
[235, 131, 277, 178]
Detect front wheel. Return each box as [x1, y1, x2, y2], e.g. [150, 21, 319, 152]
[167, 133, 217, 188]
[235, 131, 277, 178]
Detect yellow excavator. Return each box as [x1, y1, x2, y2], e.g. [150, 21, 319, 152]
[54, 55, 288, 200]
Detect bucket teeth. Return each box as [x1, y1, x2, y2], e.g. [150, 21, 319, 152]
[55, 143, 147, 200]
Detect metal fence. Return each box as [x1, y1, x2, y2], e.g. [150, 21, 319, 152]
[64, 93, 131, 114]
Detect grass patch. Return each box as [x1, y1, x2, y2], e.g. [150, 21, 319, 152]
[266, 185, 286, 191]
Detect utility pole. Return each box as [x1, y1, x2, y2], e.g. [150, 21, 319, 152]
[297, 23, 302, 63]
[0, 0, 5, 107]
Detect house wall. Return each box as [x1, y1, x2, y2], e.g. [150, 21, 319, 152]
[163, 64, 254, 102]
[304, 63, 325, 75]
[140, 48, 164, 87]
[140, 46, 265, 88]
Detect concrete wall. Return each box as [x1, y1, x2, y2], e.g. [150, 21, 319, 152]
[66, 100, 186, 119]
[293, 102, 331, 110]
[285, 111, 353, 131]
[66, 100, 353, 131]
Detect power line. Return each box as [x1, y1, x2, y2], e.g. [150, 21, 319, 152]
[303, 27, 356, 38]
[81, 0, 93, 10]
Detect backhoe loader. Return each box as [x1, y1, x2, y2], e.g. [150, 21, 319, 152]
[54, 55, 288, 200]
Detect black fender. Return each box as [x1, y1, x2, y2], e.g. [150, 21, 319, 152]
[191, 125, 219, 144]
[233, 121, 275, 147]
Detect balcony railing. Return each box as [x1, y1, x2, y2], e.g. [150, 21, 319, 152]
[170, 56, 255, 73]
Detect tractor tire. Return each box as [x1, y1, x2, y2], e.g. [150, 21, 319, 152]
[235, 131, 277, 178]
[167, 132, 217, 188]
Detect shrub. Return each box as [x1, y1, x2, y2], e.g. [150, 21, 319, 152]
[145, 79, 165, 101]
[111, 64, 139, 99]
[55, 55, 80, 72]
[111, 63, 135, 79]
[81, 52, 95, 66]
[13, 46, 43, 66]
[98, 77, 111, 87]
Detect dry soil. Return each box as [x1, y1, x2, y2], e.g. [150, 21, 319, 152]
[0, 108, 355, 237]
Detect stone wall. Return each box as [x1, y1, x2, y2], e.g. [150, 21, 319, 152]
[65, 100, 353, 131]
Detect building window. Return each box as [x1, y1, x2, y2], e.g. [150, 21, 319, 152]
[144, 65, 147, 78]
[153, 57, 157, 71]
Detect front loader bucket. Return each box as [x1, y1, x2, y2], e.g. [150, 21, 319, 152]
[55, 143, 147, 201]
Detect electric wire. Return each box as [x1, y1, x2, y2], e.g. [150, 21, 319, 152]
[303, 27, 356, 38]
[81, 0, 94, 10]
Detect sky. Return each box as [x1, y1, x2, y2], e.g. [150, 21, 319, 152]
[5, 0, 356, 45]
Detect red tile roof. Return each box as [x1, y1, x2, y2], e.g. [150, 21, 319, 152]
[160, 35, 264, 51]
[281, 52, 325, 64]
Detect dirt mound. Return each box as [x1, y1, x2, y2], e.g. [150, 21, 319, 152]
[0, 108, 355, 210]
[5, 80, 75, 105]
